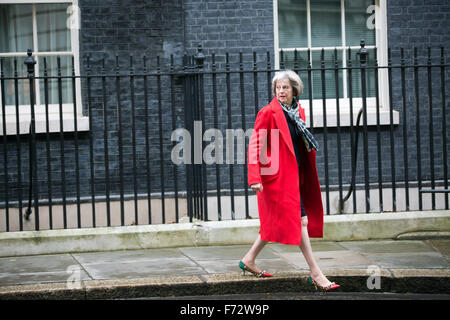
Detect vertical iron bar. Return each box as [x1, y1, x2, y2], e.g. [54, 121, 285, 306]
[194, 56, 201, 220]
[240, 52, 249, 219]
[116, 53, 125, 226]
[427, 47, 436, 210]
[72, 56, 81, 228]
[183, 55, 194, 222]
[198, 56, 207, 222]
[86, 55, 96, 227]
[57, 56, 67, 228]
[157, 56, 166, 223]
[143, 55, 152, 224]
[101, 57, 111, 226]
[320, 49, 330, 215]
[170, 55, 179, 222]
[251, 51, 259, 219]
[266, 51, 271, 102]
[334, 49, 343, 213]
[43, 58, 52, 228]
[440, 47, 448, 209]
[253, 52, 260, 116]
[293, 49, 299, 73]
[374, 50, 383, 212]
[347, 48, 357, 213]
[307, 48, 314, 133]
[212, 53, 222, 221]
[358, 42, 370, 213]
[14, 59, 23, 229]
[129, 54, 138, 224]
[400, 48, 410, 211]
[0, 58, 8, 231]
[226, 52, 235, 219]
[14, 59, 24, 229]
[115, 53, 125, 225]
[191, 57, 199, 220]
[414, 48, 423, 211]
[387, 48, 396, 212]
[29, 54, 39, 230]
[193, 58, 199, 221]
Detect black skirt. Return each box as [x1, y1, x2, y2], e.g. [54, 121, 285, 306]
[300, 180, 307, 217]
[299, 165, 307, 217]
[285, 109, 307, 218]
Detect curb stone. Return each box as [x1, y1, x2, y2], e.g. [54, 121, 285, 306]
[1, 269, 449, 300]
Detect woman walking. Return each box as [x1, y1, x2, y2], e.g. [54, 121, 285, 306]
[240, 70, 339, 291]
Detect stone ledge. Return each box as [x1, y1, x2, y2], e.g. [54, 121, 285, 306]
[0, 210, 448, 257]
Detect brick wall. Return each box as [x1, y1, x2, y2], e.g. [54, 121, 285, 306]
[385, 0, 450, 190]
[183, 0, 274, 55]
[1, 0, 449, 217]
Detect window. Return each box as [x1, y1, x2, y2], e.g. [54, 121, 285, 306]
[0, 0, 87, 135]
[274, 0, 397, 127]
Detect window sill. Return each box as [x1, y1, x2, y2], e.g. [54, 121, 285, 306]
[300, 98, 400, 128]
[0, 113, 90, 136]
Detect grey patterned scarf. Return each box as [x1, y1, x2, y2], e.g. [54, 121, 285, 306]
[278, 97, 319, 152]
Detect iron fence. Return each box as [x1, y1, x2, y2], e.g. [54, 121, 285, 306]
[0, 41, 448, 232]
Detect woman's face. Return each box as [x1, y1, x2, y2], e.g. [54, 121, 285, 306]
[275, 79, 294, 105]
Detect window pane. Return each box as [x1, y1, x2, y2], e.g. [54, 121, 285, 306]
[347, 48, 376, 98]
[0, 57, 30, 106]
[279, 50, 309, 70]
[311, 50, 343, 99]
[279, 50, 311, 99]
[0, 5, 33, 53]
[36, 4, 71, 52]
[278, 0, 308, 48]
[38, 56, 73, 105]
[345, 0, 376, 46]
[311, 0, 341, 47]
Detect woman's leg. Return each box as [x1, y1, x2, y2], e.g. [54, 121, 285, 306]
[299, 216, 333, 287]
[241, 234, 268, 273]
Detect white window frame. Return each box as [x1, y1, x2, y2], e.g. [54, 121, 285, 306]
[273, 0, 398, 128]
[0, 0, 88, 135]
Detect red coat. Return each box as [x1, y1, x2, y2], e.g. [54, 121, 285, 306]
[247, 97, 324, 246]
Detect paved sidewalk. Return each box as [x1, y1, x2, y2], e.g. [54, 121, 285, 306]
[0, 238, 449, 299]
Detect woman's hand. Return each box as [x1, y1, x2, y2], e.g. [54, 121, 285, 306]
[251, 183, 263, 192]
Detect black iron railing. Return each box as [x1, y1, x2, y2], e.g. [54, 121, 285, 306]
[0, 41, 448, 232]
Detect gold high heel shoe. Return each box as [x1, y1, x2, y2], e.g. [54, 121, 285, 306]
[308, 276, 340, 291]
[239, 261, 272, 278]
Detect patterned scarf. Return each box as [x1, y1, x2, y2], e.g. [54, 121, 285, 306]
[278, 97, 319, 152]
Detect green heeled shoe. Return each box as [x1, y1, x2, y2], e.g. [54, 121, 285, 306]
[308, 276, 340, 291]
[239, 261, 272, 278]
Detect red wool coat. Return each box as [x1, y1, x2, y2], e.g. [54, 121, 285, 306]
[247, 97, 324, 246]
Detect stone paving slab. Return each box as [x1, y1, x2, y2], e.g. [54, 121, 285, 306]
[0, 254, 79, 274]
[0, 239, 449, 299]
[427, 239, 450, 259]
[277, 250, 374, 270]
[72, 248, 184, 264]
[0, 254, 91, 286]
[180, 245, 278, 260]
[0, 270, 91, 287]
[363, 252, 450, 269]
[192, 258, 296, 274]
[269, 242, 348, 253]
[339, 240, 437, 253]
[81, 258, 206, 280]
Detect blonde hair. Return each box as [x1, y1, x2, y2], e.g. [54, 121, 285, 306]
[272, 70, 304, 97]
